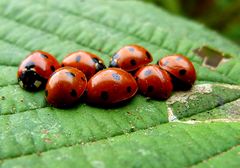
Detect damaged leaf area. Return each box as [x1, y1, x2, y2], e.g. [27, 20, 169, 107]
[0, 0, 240, 167]
[184, 98, 240, 122]
[167, 84, 240, 121]
[194, 46, 232, 68]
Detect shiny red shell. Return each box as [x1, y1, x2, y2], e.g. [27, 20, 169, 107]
[135, 65, 173, 99]
[109, 45, 153, 72]
[61, 51, 106, 80]
[45, 67, 87, 108]
[17, 50, 60, 91]
[86, 68, 138, 105]
[158, 55, 196, 88]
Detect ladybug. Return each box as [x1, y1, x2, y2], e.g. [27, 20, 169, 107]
[135, 65, 173, 99]
[17, 50, 60, 91]
[61, 51, 106, 80]
[86, 68, 138, 106]
[45, 67, 87, 108]
[158, 54, 196, 90]
[109, 45, 153, 72]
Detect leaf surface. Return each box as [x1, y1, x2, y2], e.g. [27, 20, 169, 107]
[0, 0, 240, 167]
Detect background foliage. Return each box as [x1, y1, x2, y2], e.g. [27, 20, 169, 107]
[143, 0, 240, 44]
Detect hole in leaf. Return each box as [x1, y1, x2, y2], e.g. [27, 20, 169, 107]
[193, 46, 231, 69]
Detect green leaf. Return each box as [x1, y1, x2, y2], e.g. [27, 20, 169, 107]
[1, 122, 240, 168]
[0, 0, 240, 167]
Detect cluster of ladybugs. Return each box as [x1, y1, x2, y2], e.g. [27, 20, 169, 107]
[17, 45, 196, 108]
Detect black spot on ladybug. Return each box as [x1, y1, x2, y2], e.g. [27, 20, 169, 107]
[163, 61, 169, 66]
[112, 73, 120, 81]
[45, 90, 48, 97]
[75, 56, 81, 62]
[65, 72, 75, 78]
[109, 59, 118, 67]
[176, 57, 182, 61]
[147, 85, 154, 92]
[146, 51, 151, 59]
[144, 69, 152, 76]
[100, 91, 109, 100]
[128, 47, 135, 52]
[135, 77, 139, 81]
[50, 65, 55, 72]
[61, 64, 65, 67]
[179, 69, 186, 75]
[25, 61, 35, 70]
[70, 89, 77, 97]
[130, 59, 137, 66]
[126, 86, 132, 93]
[40, 54, 48, 59]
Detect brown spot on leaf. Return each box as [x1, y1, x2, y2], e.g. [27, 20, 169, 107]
[43, 138, 52, 143]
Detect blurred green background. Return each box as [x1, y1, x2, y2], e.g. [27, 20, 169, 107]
[143, 0, 240, 45]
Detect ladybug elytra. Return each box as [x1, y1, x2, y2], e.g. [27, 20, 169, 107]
[109, 45, 152, 72]
[158, 54, 196, 90]
[45, 67, 87, 108]
[61, 50, 106, 80]
[135, 65, 173, 99]
[86, 68, 138, 106]
[17, 50, 60, 91]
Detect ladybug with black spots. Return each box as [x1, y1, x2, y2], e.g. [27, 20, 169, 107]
[158, 54, 196, 90]
[45, 67, 87, 108]
[17, 50, 60, 91]
[135, 65, 173, 99]
[86, 68, 138, 106]
[61, 50, 106, 80]
[109, 45, 153, 72]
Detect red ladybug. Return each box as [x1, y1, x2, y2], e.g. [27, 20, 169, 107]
[61, 51, 106, 80]
[17, 50, 60, 91]
[158, 54, 196, 90]
[109, 45, 153, 72]
[45, 67, 87, 108]
[86, 68, 138, 106]
[135, 65, 173, 99]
